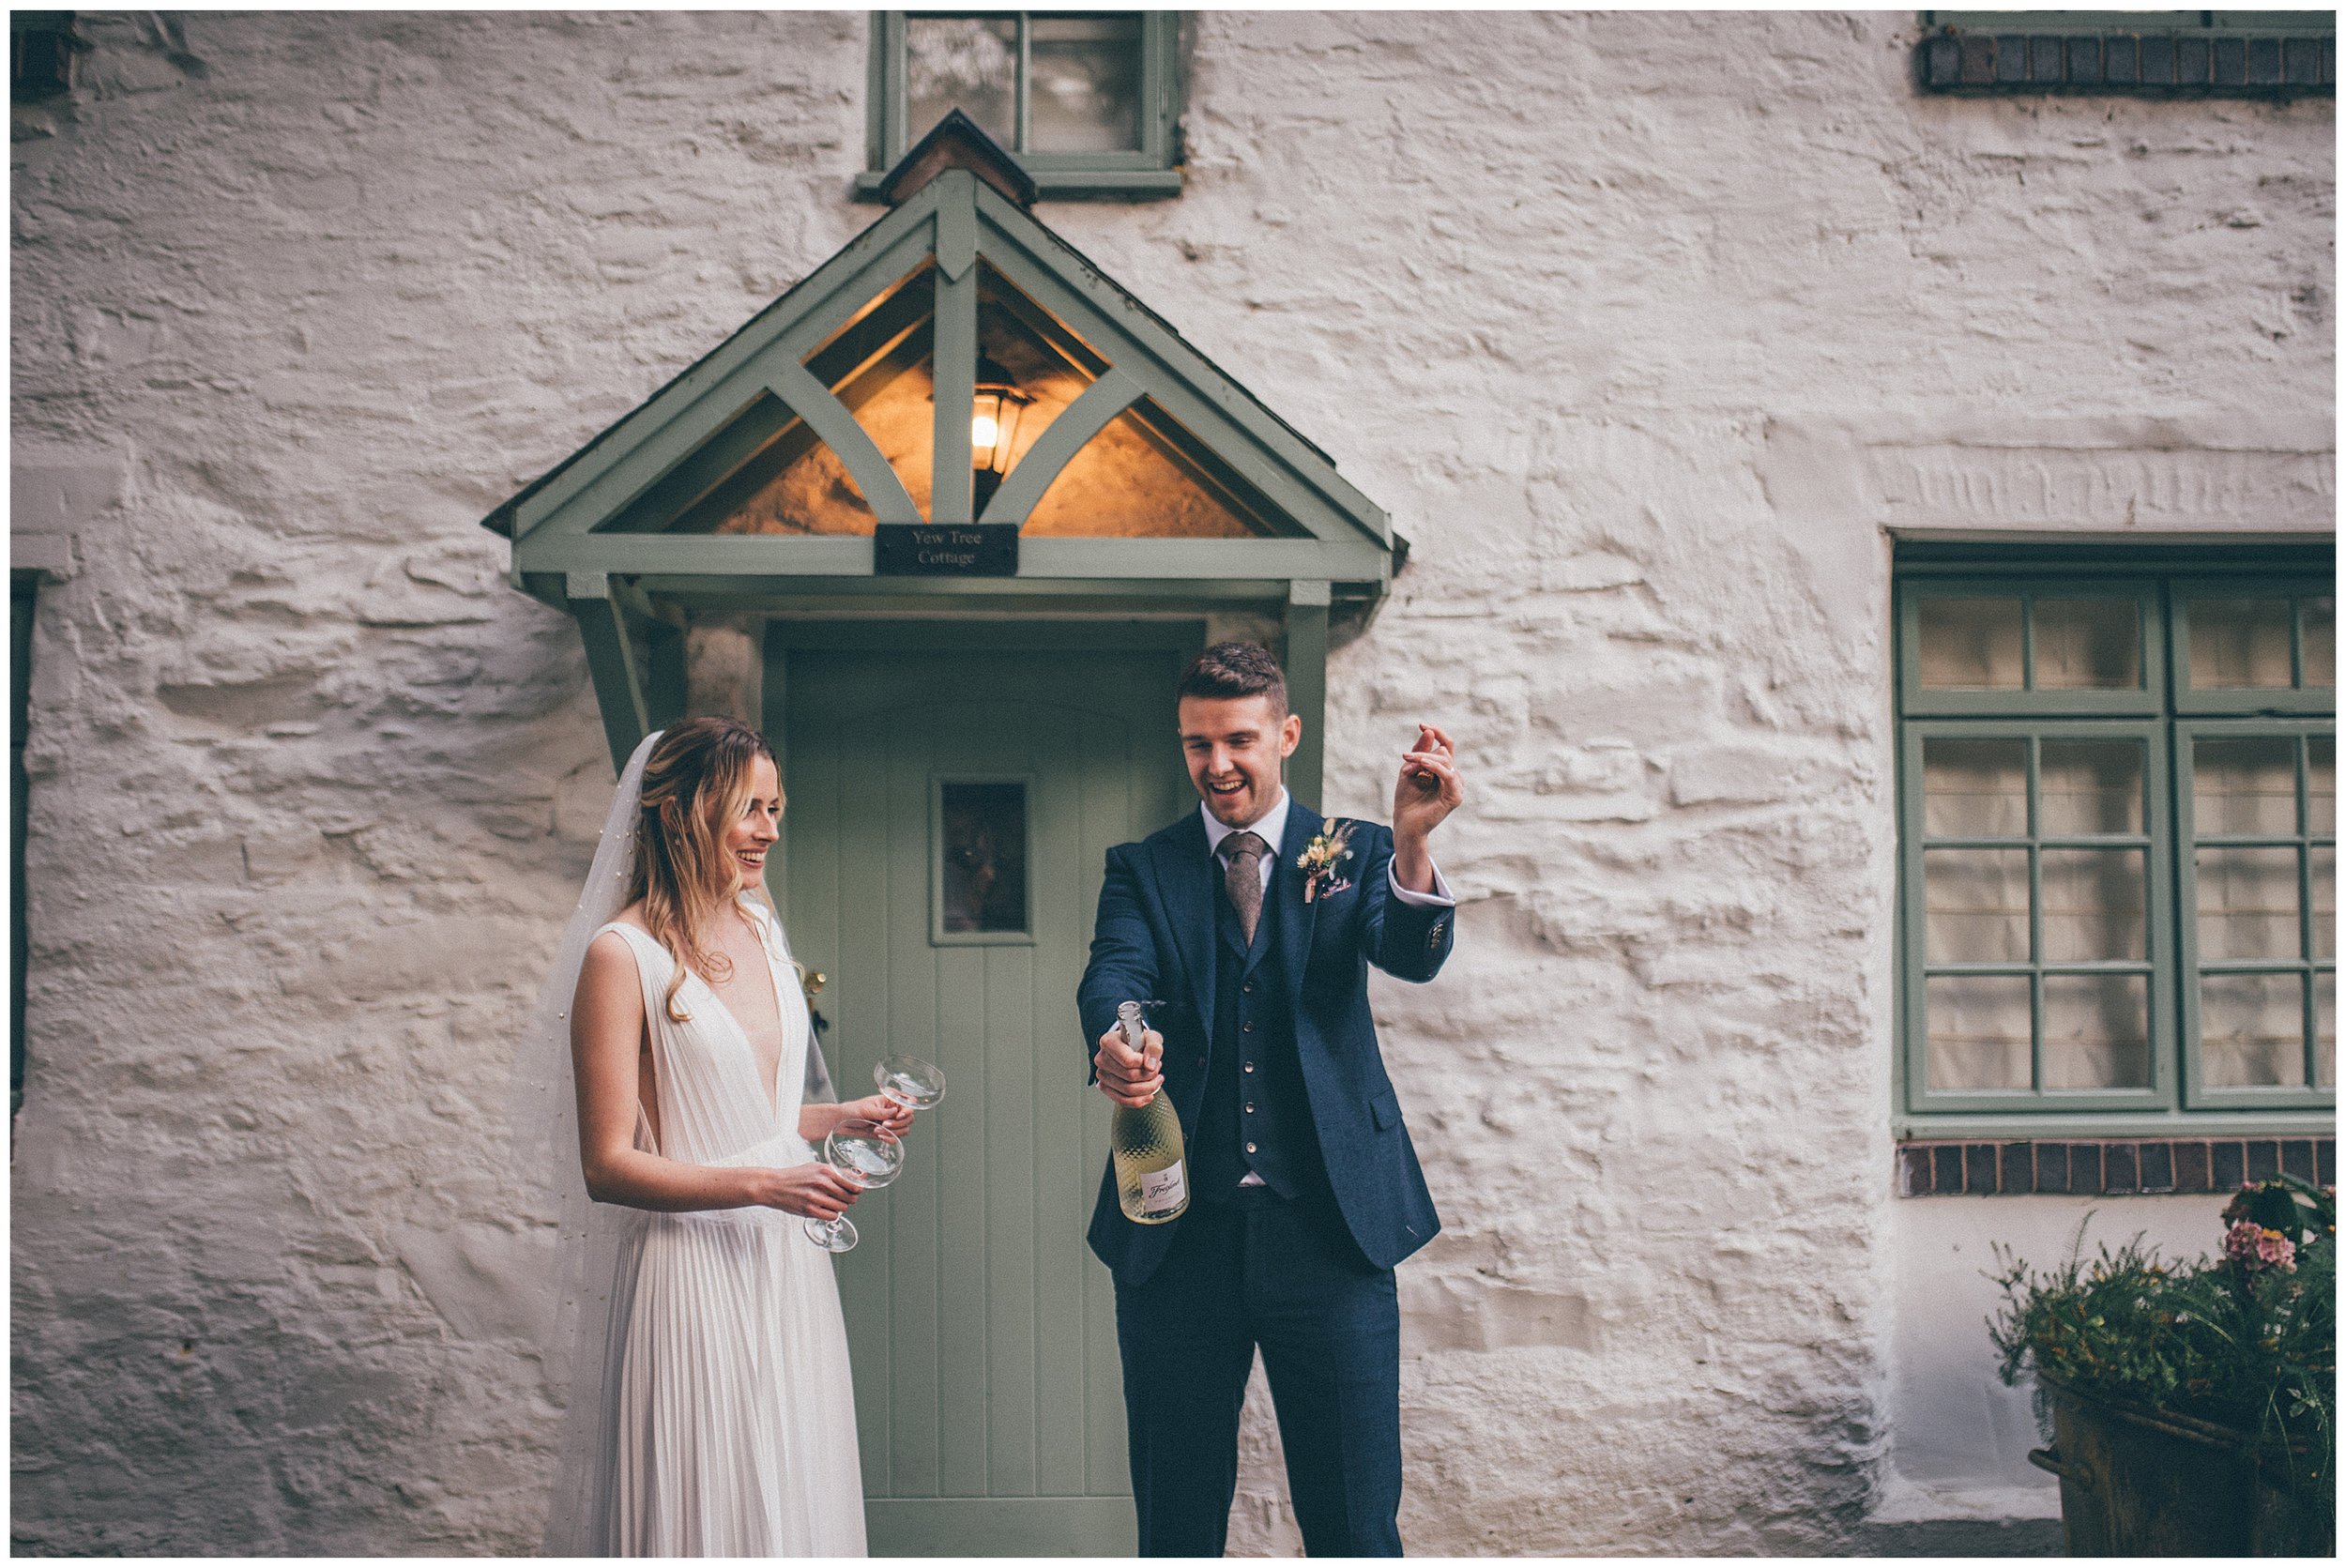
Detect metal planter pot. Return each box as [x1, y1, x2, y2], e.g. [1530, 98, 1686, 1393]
[2028, 1380, 2334, 1557]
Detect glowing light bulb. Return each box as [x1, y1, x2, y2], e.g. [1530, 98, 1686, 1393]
[969, 358, 1029, 481]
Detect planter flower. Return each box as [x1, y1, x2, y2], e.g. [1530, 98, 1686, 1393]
[1989, 1175, 2335, 1557]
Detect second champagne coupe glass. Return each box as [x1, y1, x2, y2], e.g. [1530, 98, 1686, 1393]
[802, 1118, 904, 1253]
[874, 1055, 947, 1112]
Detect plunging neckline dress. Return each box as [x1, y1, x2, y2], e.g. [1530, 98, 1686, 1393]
[577, 895, 866, 1557]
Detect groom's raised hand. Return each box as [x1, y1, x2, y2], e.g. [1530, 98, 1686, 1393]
[1093, 1024, 1164, 1108]
[1392, 722, 1463, 893]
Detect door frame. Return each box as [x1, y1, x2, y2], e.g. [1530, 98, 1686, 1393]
[761, 617, 1205, 1557]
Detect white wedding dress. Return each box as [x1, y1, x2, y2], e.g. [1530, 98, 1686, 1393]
[566, 895, 867, 1557]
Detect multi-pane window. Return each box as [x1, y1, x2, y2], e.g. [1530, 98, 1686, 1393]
[1898, 557, 2335, 1123]
[861, 11, 1182, 201]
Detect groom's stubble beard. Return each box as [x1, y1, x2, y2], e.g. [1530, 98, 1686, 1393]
[1178, 693, 1299, 831]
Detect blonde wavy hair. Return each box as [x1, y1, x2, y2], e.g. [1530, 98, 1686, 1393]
[631, 716, 782, 1023]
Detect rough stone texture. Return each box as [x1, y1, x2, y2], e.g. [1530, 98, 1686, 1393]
[9, 10, 2331, 1557]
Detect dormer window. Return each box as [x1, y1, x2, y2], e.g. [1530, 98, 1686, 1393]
[861, 11, 1183, 201]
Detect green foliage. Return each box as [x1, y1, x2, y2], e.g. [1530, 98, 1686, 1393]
[1990, 1176, 2336, 1498]
[2225, 1174, 2327, 1246]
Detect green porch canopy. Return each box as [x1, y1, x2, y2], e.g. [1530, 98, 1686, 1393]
[480, 114, 1401, 799]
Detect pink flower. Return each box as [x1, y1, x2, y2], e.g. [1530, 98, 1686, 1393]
[2224, 1219, 2297, 1274]
[2254, 1229, 2296, 1271]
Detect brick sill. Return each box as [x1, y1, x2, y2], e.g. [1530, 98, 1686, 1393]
[1915, 31, 2334, 96]
[1897, 1136, 2335, 1197]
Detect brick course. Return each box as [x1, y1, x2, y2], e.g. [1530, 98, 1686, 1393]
[1897, 1139, 2338, 1196]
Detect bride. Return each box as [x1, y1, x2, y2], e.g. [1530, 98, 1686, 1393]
[517, 718, 910, 1556]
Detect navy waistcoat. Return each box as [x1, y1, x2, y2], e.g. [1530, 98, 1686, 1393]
[1191, 865, 1328, 1203]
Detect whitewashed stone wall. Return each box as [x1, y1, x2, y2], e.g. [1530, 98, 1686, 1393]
[10, 10, 2331, 1556]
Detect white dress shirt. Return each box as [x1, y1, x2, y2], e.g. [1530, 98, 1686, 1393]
[1198, 788, 1455, 906]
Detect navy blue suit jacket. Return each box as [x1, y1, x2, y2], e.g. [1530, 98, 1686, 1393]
[1080, 797, 1454, 1286]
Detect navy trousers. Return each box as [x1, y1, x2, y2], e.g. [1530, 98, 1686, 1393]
[1113, 1188, 1404, 1557]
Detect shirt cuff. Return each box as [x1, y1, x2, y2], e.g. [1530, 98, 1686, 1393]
[1386, 858, 1455, 908]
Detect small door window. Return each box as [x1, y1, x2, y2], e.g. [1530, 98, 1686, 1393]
[935, 777, 1032, 942]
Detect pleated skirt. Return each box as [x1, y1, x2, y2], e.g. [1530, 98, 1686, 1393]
[593, 1196, 867, 1556]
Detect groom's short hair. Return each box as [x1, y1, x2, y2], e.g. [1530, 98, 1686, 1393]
[1178, 642, 1287, 715]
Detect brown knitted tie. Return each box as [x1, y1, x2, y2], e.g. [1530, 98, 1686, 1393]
[1220, 830, 1269, 947]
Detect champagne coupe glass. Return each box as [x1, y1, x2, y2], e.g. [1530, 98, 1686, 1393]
[802, 1118, 904, 1253]
[874, 1055, 947, 1113]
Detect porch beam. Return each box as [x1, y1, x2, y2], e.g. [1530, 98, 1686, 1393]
[765, 356, 924, 524]
[604, 395, 799, 535]
[518, 533, 1393, 581]
[971, 192, 1392, 548]
[519, 311, 930, 546]
[935, 169, 979, 282]
[632, 578, 1319, 614]
[974, 233, 1367, 549]
[978, 368, 1141, 525]
[509, 205, 941, 540]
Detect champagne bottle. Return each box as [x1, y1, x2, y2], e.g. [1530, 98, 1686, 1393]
[1109, 1000, 1188, 1225]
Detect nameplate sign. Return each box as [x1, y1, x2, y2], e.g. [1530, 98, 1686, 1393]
[874, 524, 1019, 577]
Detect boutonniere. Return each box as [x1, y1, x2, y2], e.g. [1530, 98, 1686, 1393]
[1297, 820, 1357, 904]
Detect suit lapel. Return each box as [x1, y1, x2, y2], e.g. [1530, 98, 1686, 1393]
[1268, 797, 1323, 1000]
[1148, 813, 1219, 1040]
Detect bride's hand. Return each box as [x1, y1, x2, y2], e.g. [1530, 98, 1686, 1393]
[841, 1091, 914, 1137]
[748, 1164, 864, 1222]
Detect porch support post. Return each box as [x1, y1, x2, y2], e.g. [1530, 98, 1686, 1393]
[569, 571, 652, 772]
[1285, 578, 1330, 814]
[931, 175, 979, 525]
[646, 624, 686, 731]
[609, 574, 688, 731]
[624, 584, 685, 732]
[758, 624, 790, 909]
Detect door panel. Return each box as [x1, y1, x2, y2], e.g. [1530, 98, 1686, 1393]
[778, 636, 1194, 1557]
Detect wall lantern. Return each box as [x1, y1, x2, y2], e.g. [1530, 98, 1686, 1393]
[968, 355, 1032, 511]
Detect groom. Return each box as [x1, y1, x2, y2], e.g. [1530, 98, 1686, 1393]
[1080, 641, 1463, 1557]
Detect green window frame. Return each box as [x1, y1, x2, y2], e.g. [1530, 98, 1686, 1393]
[2174, 577, 2336, 716]
[2175, 721, 2334, 1111]
[1901, 718, 2177, 1115]
[1896, 549, 2335, 1136]
[1898, 576, 2167, 718]
[860, 11, 1183, 202]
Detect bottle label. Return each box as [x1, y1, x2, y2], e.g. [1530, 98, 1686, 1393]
[1139, 1161, 1187, 1214]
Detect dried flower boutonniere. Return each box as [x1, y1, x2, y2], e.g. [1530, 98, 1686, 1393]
[1298, 820, 1357, 904]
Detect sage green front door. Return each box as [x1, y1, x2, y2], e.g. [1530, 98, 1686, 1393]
[773, 624, 1197, 1557]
